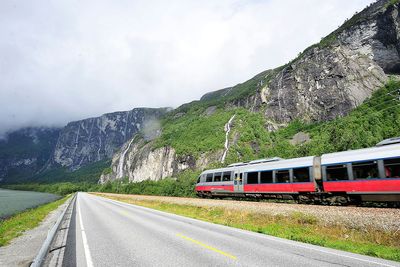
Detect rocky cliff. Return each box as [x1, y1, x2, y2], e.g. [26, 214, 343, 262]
[0, 127, 60, 183]
[101, 0, 400, 184]
[100, 137, 221, 183]
[210, 0, 399, 125]
[258, 0, 398, 124]
[49, 108, 168, 171]
[0, 108, 168, 183]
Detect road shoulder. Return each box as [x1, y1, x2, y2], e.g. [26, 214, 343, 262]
[0, 197, 70, 267]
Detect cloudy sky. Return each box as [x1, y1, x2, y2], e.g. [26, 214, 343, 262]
[0, 0, 375, 136]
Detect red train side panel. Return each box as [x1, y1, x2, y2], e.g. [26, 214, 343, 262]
[323, 179, 400, 193]
[244, 183, 315, 193]
[196, 184, 234, 192]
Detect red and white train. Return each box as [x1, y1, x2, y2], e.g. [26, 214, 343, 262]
[195, 138, 400, 205]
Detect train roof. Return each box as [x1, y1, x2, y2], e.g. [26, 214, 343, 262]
[321, 143, 400, 165]
[227, 157, 283, 167]
[242, 156, 314, 172]
[376, 136, 400, 146]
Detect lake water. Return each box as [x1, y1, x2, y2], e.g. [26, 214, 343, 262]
[0, 189, 60, 219]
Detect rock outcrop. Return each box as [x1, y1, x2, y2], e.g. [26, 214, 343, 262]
[100, 138, 221, 183]
[49, 108, 168, 171]
[205, 1, 399, 125]
[238, 1, 400, 126]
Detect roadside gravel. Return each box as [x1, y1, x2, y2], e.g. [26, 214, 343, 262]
[97, 193, 400, 232]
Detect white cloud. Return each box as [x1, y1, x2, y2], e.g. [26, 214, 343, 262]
[0, 0, 376, 135]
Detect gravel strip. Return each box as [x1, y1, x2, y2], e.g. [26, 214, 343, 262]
[97, 193, 400, 232]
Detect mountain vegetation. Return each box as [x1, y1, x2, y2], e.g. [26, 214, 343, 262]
[7, 79, 399, 197]
[155, 79, 400, 162]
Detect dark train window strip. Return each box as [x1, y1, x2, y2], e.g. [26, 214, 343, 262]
[222, 172, 231, 181]
[276, 170, 290, 183]
[352, 161, 379, 180]
[326, 164, 349, 181]
[214, 172, 222, 182]
[384, 158, 400, 178]
[260, 171, 273, 183]
[247, 172, 259, 184]
[293, 167, 310, 182]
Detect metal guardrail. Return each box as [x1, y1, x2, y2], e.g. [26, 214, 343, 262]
[31, 193, 77, 267]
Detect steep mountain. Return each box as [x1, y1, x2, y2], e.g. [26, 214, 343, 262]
[48, 108, 168, 171]
[101, 0, 400, 184]
[0, 108, 168, 184]
[0, 127, 61, 183]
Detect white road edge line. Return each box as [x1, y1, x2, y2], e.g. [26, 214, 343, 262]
[78, 195, 94, 267]
[91, 194, 397, 267]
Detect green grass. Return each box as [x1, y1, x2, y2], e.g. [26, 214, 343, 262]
[0, 195, 70, 246]
[95, 194, 400, 262]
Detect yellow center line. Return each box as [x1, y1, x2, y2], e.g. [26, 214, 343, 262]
[119, 210, 129, 216]
[176, 233, 237, 260]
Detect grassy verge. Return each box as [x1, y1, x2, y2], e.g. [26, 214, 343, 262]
[0, 195, 70, 247]
[93, 193, 400, 262]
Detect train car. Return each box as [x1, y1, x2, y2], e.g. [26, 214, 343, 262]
[195, 166, 235, 198]
[196, 156, 317, 200]
[321, 143, 400, 203]
[195, 138, 400, 205]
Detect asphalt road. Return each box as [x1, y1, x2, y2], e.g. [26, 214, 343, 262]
[62, 193, 399, 267]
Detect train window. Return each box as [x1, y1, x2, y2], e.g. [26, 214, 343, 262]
[352, 161, 379, 179]
[214, 172, 222, 182]
[260, 170, 273, 183]
[206, 173, 213, 182]
[293, 167, 310, 182]
[384, 158, 400, 178]
[276, 170, 290, 183]
[222, 172, 231, 181]
[247, 172, 259, 184]
[326, 164, 348, 181]
[197, 176, 201, 183]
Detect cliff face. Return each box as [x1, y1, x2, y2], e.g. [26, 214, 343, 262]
[225, 0, 400, 125]
[0, 108, 168, 183]
[49, 108, 168, 171]
[100, 137, 221, 183]
[0, 127, 60, 183]
[101, 0, 400, 184]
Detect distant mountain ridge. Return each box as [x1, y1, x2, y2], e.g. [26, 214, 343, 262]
[0, 108, 168, 183]
[0, 127, 60, 183]
[48, 107, 168, 171]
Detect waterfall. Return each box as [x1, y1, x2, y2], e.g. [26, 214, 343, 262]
[221, 115, 235, 163]
[117, 138, 136, 179]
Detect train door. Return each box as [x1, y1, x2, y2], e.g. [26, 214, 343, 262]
[234, 170, 244, 192]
